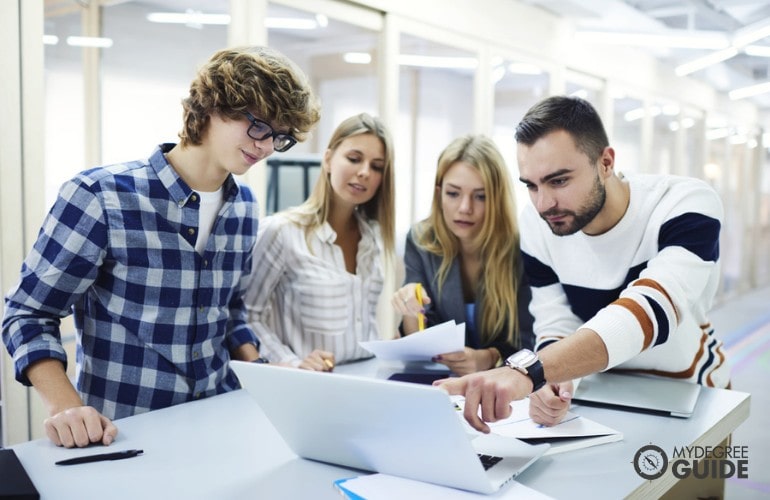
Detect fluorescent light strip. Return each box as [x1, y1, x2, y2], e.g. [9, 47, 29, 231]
[706, 128, 730, 140]
[343, 52, 478, 69]
[675, 47, 738, 76]
[343, 52, 371, 64]
[66, 36, 113, 48]
[147, 12, 230, 24]
[398, 54, 477, 69]
[729, 81, 770, 100]
[744, 45, 770, 57]
[574, 30, 728, 50]
[43, 35, 59, 45]
[265, 17, 317, 30]
[732, 22, 770, 47]
[623, 106, 661, 122]
[507, 62, 542, 75]
[147, 12, 319, 30]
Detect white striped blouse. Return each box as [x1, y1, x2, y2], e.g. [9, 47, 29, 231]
[245, 211, 383, 365]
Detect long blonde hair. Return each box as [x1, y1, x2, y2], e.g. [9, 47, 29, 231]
[415, 135, 520, 345]
[287, 113, 395, 256]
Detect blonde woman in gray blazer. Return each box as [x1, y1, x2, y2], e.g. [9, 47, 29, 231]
[393, 135, 533, 376]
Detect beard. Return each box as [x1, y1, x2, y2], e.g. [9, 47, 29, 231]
[540, 173, 606, 236]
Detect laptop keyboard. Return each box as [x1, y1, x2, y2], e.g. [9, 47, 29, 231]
[477, 454, 503, 470]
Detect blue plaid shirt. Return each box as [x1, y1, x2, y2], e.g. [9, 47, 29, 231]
[2, 144, 259, 419]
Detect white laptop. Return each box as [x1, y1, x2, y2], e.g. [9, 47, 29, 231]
[572, 371, 702, 418]
[230, 360, 548, 494]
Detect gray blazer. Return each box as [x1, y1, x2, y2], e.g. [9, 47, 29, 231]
[401, 228, 534, 359]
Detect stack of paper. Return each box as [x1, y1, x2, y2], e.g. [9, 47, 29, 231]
[452, 397, 623, 455]
[334, 474, 554, 499]
[359, 320, 465, 361]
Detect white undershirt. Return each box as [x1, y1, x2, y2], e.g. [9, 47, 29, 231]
[195, 187, 224, 254]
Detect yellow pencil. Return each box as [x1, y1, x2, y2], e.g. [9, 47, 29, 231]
[415, 283, 426, 331]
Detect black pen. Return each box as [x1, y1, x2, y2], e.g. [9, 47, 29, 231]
[55, 449, 143, 466]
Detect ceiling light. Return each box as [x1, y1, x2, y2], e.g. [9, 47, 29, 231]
[732, 20, 770, 47]
[147, 11, 322, 30]
[398, 54, 477, 69]
[147, 12, 230, 25]
[623, 106, 661, 122]
[681, 118, 695, 129]
[661, 103, 680, 116]
[43, 35, 59, 45]
[729, 81, 770, 100]
[344, 52, 479, 69]
[744, 45, 770, 57]
[507, 62, 543, 75]
[343, 52, 371, 64]
[675, 47, 738, 76]
[492, 65, 506, 83]
[706, 128, 730, 140]
[703, 162, 721, 179]
[265, 17, 317, 30]
[66, 36, 113, 48]
[574, 30, 728, 50]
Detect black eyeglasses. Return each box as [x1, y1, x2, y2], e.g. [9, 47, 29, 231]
[242, 112, 297, 153]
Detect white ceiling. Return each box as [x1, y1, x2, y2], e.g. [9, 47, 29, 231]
[44, 0, 770, 127]
[522, 0, 770, 110]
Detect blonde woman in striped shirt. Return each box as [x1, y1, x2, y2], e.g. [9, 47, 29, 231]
[245, 113, 395, 370]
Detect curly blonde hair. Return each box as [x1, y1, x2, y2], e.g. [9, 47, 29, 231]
[179, 46, 320, 146]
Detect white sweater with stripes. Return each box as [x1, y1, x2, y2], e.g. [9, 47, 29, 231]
[520, 174, 730, 387]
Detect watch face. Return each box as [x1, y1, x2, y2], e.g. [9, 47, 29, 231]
[507, 349, 537, 368]
[633, 444, 668, 480]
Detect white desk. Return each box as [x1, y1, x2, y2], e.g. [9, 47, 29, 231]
[10, 360, 750, 499]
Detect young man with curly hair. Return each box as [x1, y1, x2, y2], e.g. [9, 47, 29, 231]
[2, 46, 320, 448]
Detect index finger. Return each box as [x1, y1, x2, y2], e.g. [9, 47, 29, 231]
[462, 377, 490, 433]
[433, 376, 466, 395]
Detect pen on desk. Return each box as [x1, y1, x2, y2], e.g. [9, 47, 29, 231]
[415, 283, 426, 331]
[55, 449, 144, 466]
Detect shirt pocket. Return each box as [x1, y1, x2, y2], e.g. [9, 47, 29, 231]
[295, 276, 350, 337]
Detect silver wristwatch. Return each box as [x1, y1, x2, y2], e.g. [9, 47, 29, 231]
[505, 349, 546, 392]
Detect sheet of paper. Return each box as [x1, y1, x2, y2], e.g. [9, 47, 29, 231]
[452, 396, 622, 439]
[335, 474, 554, 500]
[359, 320, 464, 361]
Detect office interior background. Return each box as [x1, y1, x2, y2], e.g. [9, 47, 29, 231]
[1, 0, 769, 470]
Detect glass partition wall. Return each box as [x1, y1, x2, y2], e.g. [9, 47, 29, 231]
[37, 0, 770, 342]
[17, 2, 768, 449]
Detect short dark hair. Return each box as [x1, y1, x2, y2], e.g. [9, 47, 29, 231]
[515, 96, 609, 163]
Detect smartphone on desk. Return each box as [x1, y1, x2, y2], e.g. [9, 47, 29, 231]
[387, 372, 453, 385]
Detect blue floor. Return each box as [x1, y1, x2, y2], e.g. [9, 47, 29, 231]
[712, 285, 770, 499]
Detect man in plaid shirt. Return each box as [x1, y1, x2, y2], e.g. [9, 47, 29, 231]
[2, 46, 320, 448]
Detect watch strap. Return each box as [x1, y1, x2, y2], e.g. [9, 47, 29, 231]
[527, 358, 546, 392]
